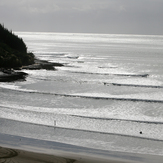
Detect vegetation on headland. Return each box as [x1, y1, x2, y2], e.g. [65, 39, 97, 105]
[0, 24, 35, 68]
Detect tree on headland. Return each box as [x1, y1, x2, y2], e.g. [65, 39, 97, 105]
[0, 24, 27, 53]
[0, 24, 35, 68]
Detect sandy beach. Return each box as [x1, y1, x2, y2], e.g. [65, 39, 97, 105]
[1, 133, 163, 163]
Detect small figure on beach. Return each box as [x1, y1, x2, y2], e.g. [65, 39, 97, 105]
[140, 131, 142, 134]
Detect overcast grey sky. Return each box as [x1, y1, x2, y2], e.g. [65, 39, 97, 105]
[0, 0, 163, 35]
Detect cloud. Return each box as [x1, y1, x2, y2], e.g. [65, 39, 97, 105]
[0, 0, 163, 35]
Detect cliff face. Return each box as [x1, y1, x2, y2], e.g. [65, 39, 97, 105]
[0, 24, 35, 68]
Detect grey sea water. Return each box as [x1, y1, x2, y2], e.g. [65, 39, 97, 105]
[1, 32, 163, 155]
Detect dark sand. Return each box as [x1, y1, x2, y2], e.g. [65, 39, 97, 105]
[0, 146, 75, 163]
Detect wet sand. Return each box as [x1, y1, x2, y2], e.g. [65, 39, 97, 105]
[0, 146, 75, 163]
[1, 133, 163, 163]
[0, 145, 137, 163]
[0, 145, 125, 163]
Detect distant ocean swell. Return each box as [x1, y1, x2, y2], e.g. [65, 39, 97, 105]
[63, 69, 149, 77]
[23, 70, 163, 89]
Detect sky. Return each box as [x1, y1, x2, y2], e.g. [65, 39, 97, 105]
[0, 0, 163, 35]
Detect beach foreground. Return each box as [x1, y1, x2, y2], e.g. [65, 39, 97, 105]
[0, 133, 163, 163]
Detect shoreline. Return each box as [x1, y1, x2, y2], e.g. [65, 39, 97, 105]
[0, 133, 163, 163]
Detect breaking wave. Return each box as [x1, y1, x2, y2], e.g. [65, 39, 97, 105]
[98, 66, 118, 69]
[67, 56, 79, 59]
[71, 115, 163, 124]
[1, 85, 163, 103]
[67, 70, 149, 77]
[104, 83, 163, 88]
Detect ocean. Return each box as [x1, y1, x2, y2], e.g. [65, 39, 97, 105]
[1, 32, 163, 155]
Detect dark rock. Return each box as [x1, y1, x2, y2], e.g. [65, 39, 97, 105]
[0, 69, 28, 82]
[22, 59, 64, 70]
[0, 58, 64, 82]
[40, 63, 55, 70]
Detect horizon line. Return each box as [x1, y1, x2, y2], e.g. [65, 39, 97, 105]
[14, 31, 163, 37]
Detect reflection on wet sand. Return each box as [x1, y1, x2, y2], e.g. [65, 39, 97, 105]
[0, 146, 75, 163]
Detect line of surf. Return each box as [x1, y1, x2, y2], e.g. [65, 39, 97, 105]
[108, 83, 163, 88]
[71, 115, 163, 124]
[66, 70, 149, 77]
[1, 103, 163, 126]
[1, 86, 163, 103]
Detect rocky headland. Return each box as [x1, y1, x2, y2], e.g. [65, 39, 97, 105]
[0, 24, 63, 82]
